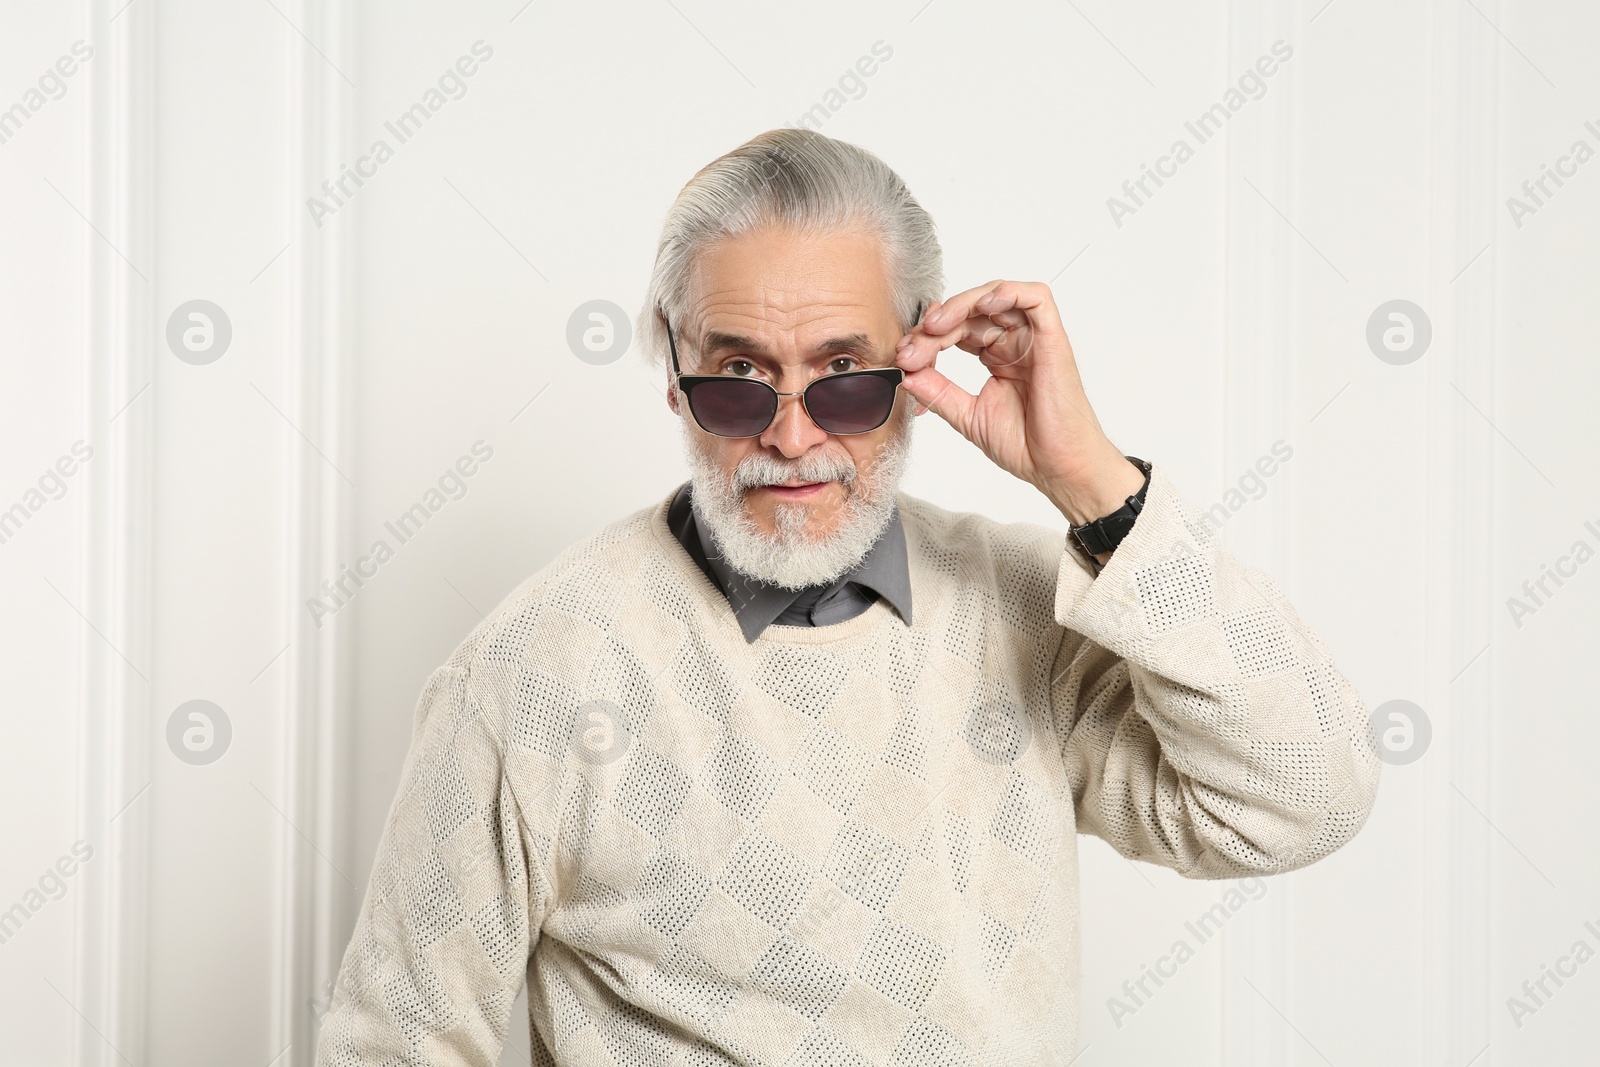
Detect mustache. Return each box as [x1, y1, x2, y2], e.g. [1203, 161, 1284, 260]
[730, 449, 858, 491]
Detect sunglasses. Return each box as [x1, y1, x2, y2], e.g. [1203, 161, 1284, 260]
[662, 304, 920, 438]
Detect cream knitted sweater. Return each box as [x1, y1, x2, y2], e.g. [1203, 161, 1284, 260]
[315, 466, 1380, 1066]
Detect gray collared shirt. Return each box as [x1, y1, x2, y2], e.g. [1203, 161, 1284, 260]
[666, 482, 913, 642]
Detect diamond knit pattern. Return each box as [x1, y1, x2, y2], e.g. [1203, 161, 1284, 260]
[315, 466, 1381, 1066]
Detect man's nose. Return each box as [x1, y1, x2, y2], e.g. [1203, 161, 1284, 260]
[759, 390, 829, 458]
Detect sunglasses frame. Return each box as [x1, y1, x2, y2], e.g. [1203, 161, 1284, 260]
[661, 303, 920, 439]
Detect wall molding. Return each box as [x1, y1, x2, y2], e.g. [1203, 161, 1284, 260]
[268, 2, 355, 1064]
[1219, 1, 1297, 1063]
[72, 0, 155, 1064]
[1427, 0, 1497, 1061]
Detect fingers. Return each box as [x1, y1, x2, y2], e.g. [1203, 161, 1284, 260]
[981, 307, 1029, 329]
[916, 280, 1062, 337]
[894, 313, 1006, 372]
[899, 365, 976, 437]
[920, 279, 1009, 335]
[893, 331, 940, 372]
[940, 315, 1031, 372]
[897, 281, 1060, 366]
[970, 281, 1065, 336]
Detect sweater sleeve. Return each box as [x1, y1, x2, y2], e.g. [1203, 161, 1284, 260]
[1047, 465, 1381, 878]
[314, 658, 547, 1066]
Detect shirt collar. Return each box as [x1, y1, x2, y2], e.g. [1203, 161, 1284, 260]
[668, 482, 913, 642]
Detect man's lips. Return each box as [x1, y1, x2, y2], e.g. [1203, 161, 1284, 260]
[752, 480, 831, 501]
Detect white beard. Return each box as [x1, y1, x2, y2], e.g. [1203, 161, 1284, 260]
[682, 405, 912, 591]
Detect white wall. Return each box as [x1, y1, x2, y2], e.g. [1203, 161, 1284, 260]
[3, 0, 1597, 1064]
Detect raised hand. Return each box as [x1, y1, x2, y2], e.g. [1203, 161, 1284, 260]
[893, 279, 1145, 530]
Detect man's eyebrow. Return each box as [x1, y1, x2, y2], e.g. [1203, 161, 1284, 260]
[699, 330, 880, 359]
[699, 331, 766, 357]
[812, 333, 878, 358]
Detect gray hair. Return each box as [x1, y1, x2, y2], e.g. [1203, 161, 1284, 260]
[635, 127, 944, 371]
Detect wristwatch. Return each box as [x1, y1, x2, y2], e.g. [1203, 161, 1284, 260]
[1069, 456, 1153, 557]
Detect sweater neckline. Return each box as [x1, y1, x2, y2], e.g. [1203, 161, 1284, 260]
[646, 485, 904, 647]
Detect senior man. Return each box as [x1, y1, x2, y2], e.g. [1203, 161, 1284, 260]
[316, 128, 1380, 1066]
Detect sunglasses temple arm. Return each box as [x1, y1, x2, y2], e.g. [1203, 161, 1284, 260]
[662, 309, 682, 377]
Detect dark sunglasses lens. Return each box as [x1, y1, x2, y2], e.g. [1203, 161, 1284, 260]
[806, 374, 898, 434]
[687, 378, 777, 437]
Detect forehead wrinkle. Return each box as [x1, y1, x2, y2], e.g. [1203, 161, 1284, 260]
[688, 295, 889, 367]
[683, 223, 892, 322]
[684, 276, 891, 370]
[698, 328, 879, 362]
[690, 287, 875, 324]
[689, 290, 879, 342]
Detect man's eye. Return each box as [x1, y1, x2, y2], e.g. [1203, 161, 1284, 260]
[723, 359, 758, 377]
[827, 357, 856, 374]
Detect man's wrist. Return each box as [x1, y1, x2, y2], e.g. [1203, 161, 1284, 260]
[1062, 456, 1152, 569]
[1045, 453, 1148, 528]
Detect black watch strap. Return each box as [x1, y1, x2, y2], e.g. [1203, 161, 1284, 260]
[1069, 457, 1153, 557]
